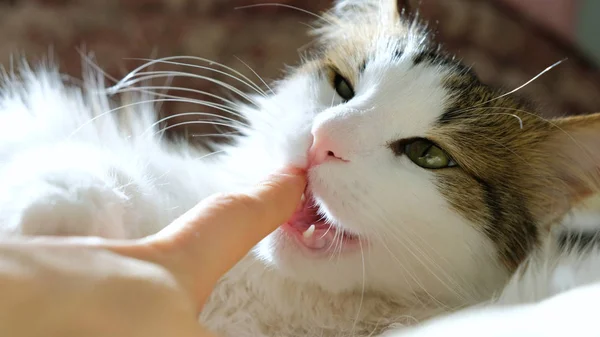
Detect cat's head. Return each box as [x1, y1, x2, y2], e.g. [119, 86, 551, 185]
[229, 0, 600, 305]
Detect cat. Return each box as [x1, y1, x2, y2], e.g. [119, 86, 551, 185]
[1, 0, 600, 336]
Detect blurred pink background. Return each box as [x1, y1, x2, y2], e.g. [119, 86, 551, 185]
[0, 0, 597, 138]
[503, 0, 578, 41]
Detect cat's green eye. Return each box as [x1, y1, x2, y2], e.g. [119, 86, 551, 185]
[404, 139, 457, 169]
[333, 73, 355, 102]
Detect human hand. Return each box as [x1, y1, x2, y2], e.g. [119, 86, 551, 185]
[0, 167, 306, 337]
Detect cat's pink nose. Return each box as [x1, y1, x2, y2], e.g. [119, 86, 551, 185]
[307, 134, 348, 168]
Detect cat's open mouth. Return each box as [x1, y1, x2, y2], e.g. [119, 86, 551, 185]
[281, 191, 361, 254]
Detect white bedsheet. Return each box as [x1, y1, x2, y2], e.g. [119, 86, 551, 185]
[391, 282, 600, 337]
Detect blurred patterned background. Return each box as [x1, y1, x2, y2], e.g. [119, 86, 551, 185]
[0, 0, 598, 139]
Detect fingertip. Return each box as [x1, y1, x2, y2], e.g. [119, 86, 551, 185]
[277, 165, 307, 176]
[262, 166, 307, 186]
[253, 167, 307, 205]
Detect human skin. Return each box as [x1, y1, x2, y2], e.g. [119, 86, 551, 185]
[0, 167, 307, 337]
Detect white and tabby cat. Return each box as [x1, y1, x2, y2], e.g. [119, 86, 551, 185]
[1, 1, 600, 336]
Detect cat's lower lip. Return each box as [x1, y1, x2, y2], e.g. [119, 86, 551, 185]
[281, 222, 361, 254]
[281, 191, 362, 254]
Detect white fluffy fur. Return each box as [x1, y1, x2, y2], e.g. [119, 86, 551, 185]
[2, 9, 600, 337]
[391, 214, 600, 336]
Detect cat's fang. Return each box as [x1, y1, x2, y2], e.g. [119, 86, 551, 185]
[303, 224, 316, 239]
[300, 193, 306, 203]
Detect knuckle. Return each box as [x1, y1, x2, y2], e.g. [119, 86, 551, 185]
[212, 192, 265, 218]
[257, 179, 282, 190]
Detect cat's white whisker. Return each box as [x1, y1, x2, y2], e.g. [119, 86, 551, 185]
[120, 56, 268, 98]
[192, 149, 226, 162]
[77, 49, 120, 85]
[68, 98, 180, 138]
[112, 88, 277, 131]
[374, 193, 474, 296]
[326, 225, 339, 258]
[233, 56, 274, 96]
[450, 59, 566, 117]
[363, 199, 464, 306]
[384, 226, 470, 304]
[352, 239, 367, 335]
[484, 59, 566, 105]
[131, 91, 248, 121]
[234, 3, 334, 25]
[112, 71, 261, 107]
[190, 132, 241, 139]
[371, 231, 431, 307]
[109, 92, 247, 122]
[444, 106, 600, 174]
[451, 132, 539, 174]
[143, 112, 247, 137]
[111, 84, 242, 108]
[153, 120, 243, 137]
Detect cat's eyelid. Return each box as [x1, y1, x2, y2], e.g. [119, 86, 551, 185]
[326, 65, 353, 86]
[389, 137, 459, 169]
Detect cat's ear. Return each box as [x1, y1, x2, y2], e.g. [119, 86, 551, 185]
[332, 0, 402, 23]
[544, 113, 600, 211]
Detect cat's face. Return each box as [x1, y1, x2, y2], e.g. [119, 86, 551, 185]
[231, 0, 600, 305]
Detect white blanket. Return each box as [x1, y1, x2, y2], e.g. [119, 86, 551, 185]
[392, 283, 599, 336]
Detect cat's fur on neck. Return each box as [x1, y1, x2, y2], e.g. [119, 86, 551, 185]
[1, 1, 600, 336]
